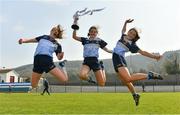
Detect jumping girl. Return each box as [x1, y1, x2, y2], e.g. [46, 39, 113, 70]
[18, 25, 68, 89]
[72, 18, 112, 86]
[112, 19, 163, 106]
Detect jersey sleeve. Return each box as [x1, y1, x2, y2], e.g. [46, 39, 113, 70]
[55, 43, 62, 55]
[99, 39, 107, 48]
[35, 35, 46, 42]
[81, 37, 87, 45]
[129, 43, 140, 53]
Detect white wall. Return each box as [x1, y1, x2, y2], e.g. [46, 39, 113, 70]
[5, 71, 19, 82]
[0, 70, 19, 83]
[0, 73, 7, 82]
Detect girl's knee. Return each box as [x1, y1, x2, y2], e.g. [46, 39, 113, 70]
[31, 83, 38, 89]
[79, 76, 87, 80]
[124, 79, 131, 83]
[97, 80, 105, 86]
[79, 73, 88, 80]
[61, 77, 68, 83]
[120, 76, 131, 83]
[98, 82, 105, 87]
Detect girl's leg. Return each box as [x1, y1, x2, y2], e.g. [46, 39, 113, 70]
[118, 76, 136, 94]
[62, 67, 68, 78]
[49, 67, 68, 83]
[79, 65, 90, 80]
[117, 67, 140, 106]
[99, 61, 106, 82]
[102, 69, 106, 82]
[31, 72, 42, 88]
[94, 70, 106, 86]
[118, 67, 147, 83]
[131, 73, 147, 79]
[132, 72, 163, 80]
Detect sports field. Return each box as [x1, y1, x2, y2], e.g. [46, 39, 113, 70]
[0, 92, 180, 114]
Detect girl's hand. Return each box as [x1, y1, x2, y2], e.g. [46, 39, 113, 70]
[57, 52, 64, 60]
[154, 55, 163, 61]
[125, 19, 134, 23]
[18, 39, 23, 44]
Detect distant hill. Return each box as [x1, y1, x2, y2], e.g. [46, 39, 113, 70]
[15, 50, 180, 85]
[125, 50, 180, 73]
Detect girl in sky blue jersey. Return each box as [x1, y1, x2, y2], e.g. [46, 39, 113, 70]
[72, 18, 112, 86]
[112, 19, 163, 106]
[18, 25, 68, 89]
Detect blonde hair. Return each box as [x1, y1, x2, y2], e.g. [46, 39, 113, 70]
[57, 25, 64, 39]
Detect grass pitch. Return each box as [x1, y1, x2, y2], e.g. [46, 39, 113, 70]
[0, 92, 180, 114]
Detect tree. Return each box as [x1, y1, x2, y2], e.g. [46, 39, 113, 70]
[164, 53, 180, 74]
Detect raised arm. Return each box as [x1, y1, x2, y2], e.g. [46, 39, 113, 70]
[72, 17, 81, 42]
[18, 38, 37, 44]
[138, 50, 162, 61]
[72, 30, 81, 41]
[102, 47, 113, 54]
[122, 19, 134, 34]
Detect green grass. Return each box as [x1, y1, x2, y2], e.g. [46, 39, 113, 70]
[0, 92, 180, 114]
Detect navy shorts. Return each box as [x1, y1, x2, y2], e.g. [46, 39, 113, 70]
[112, 53, 127, 72]
[33, 55, 56, 74]
[83, 57, 101, 72]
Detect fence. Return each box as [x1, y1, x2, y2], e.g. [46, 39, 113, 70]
[35, 81, 180, 93]
[39, 74, 180, 93]
[9, 74, 180, 93]
[46, 85, 180, 93]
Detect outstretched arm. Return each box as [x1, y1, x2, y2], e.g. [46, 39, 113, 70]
[122, 19, 134, 34]
[102, 47, 113, 54]
[138, 50, 162, 61]
[18, 38, 37, 44]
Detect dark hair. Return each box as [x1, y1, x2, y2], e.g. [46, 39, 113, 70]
[87, 26, 98, 36]
[129, 28, 140, 43]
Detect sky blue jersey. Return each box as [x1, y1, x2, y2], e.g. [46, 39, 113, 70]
[81, 37, 107, 58]
[34, 35, 62, 57]
[113, 34, 140, 57]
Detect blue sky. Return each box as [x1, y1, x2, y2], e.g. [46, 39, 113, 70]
[0, 0, 180, 68]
